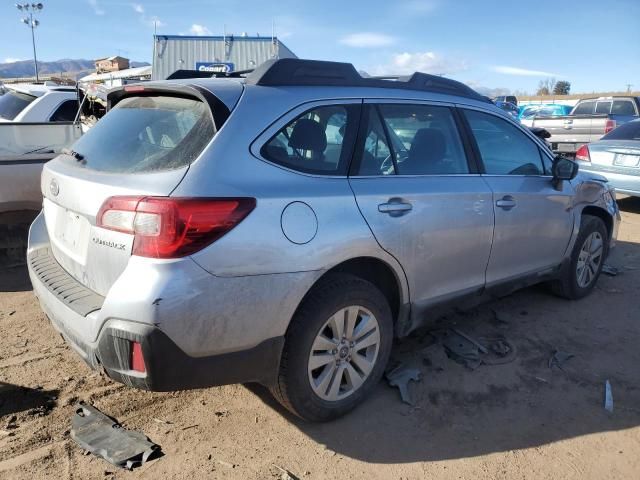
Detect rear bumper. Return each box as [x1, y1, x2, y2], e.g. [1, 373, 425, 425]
[27, 211, 321, 391]
[29, 246, 285, 389]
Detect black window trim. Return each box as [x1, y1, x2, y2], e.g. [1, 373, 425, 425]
[458, 105, 553, 178]
[253, 99, 363, 178]
[349, 100, 479, 178]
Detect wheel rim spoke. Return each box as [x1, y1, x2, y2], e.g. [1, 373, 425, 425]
[308, 305, 381, 402]
[309, 353, 334, 370]
[327, 364, 346, 400]
[576, 232, 604, 288]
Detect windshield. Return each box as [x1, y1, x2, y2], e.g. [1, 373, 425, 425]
[64, 95, 214, 173]
[0, 90, 36, 120]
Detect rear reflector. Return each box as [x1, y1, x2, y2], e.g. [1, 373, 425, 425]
[604, 119, 617, 134]
[97, 196, 256, 258]
[130, 341, 146, 373]
[124, 85, 145, 92]
[575, 144, 590, 162]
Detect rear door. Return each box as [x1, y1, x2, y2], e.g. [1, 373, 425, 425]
[461, 107, 574, 285]
[41, 88, 223, 295]
[349, 101, 494, 310]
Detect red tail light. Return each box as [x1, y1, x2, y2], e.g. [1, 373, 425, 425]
[97, 196, 256, 258]
[604, 119, 616, 134]
[575, 144, 591, 162]
[130, 341, 146, 373]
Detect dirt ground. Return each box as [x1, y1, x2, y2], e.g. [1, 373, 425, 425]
[1, 197, 640, 480]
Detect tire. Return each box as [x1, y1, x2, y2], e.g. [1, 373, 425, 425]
[551, 215, 608, 299]
[270, 273, 393, 422]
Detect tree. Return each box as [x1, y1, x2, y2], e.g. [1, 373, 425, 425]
[536, 77, 556, 96]
[553, 80, 571, 95]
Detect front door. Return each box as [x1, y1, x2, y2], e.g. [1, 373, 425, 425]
[349, 102, 494, 311]
[461, 108, 575, 285]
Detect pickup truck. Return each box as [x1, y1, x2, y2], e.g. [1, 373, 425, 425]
[531, 96, 640, 155]
[0, 83, 83, 266]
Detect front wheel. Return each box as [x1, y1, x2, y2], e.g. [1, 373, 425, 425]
[551, 215, 608, 299]
[270, 273, 393, 422]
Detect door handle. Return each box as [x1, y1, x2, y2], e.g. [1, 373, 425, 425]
[378, 200, 413, 217]
[496, 196, 516, 210]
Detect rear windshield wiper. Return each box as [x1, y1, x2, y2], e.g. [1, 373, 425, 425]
[62, 147, 85, 161]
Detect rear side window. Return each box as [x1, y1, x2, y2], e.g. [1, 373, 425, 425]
[50, 99, 79, 122]
[611, 100, 637, 116]
[602, 120, 640, 140]
[261, 104, 358, 175]
[358, 104, 468, 175]
[66, 95, 214, 173]
[464, 109, 544, 175]
[595, 101, 612, 114]
[0, 90, 36, 120]
[572, 101, 595, 115]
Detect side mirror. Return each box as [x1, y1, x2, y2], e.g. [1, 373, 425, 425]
[552, 156, 579, 188]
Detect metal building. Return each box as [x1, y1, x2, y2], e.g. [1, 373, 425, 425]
[152, 34, 297, 80]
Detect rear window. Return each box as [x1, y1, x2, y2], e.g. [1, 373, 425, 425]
[611, 100, 637, 116]
[65, 95, 214, 173]
[595, 101, 612, 114]
[572, 101, 595, 115]
[602, 120, 640, 140]
[0, 90, 36, 120]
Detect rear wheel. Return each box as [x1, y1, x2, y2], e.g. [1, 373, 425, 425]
[551, 215, 608, 299]
[271, 273, 393, 422]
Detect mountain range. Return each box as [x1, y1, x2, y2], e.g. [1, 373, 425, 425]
[0, 58, 150, 78]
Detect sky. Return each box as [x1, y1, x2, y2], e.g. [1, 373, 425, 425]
[1, 0, 639, 94]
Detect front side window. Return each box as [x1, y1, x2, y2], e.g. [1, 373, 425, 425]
[464, 109, 544, 176]
[360, 104, 469, 175]
[572, 101, 595, 115]
[261, 105, 357, 175]
[50, 100, 79, 122]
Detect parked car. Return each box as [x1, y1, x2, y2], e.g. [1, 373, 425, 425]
[0, 84, 83, 266]
[531, 96, 640, 155]
[495, 100, 519, 120]
[28, 59, 619, 422]
[519, 104, 573, 127]
[493, 95, 518, 106]
[575, 119, 640, 197]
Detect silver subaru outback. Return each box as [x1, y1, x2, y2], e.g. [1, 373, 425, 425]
[28, 59, 619, 421]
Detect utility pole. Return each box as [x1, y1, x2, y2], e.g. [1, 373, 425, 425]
[626, 83, 633, 93]
[16, 3, 44, 82]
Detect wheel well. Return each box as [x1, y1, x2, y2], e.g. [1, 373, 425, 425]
[582, 206, 612, 239]
[314, 257, 402, 324]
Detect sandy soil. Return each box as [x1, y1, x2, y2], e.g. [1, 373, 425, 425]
[1, 197, 640, 480]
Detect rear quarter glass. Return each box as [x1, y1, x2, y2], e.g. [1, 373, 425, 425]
[62, 95, 215, 173]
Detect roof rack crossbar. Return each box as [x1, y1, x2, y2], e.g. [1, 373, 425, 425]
[245, 59, 488, 102]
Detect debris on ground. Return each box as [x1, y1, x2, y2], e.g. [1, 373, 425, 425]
[602, 264, 619, 276]
[71, 402, 160, 470]
[605, 380, 614, 413]
[5, 415, 18, 430]
[548, 350, 575, 370]
[386, 365, 422, 405]
[272, 464, 300, 480]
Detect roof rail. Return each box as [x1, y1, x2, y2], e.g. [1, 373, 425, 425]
[166, 69, 253, 80]
[245, 58, 489, 102]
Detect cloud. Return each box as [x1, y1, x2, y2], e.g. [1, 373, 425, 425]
[131, 3, 144, 14]
[3, 58, 24, 64]
[491, 65, 560, 77]
[189, 24, 212, 36]
[88, 0, 105, 15]
[373, 51, 467, 75]
[340, 33, 396, 48]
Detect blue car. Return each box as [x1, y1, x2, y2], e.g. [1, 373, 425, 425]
[518, 104, 573, 127]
